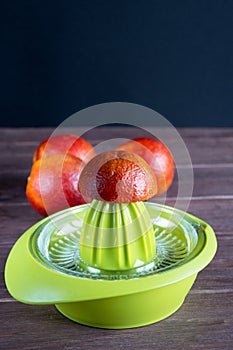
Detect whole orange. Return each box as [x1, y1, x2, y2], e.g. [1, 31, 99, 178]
[117, 138, 174, 196]
[26, 153, 86, 216]
[33, 134, 95, 163]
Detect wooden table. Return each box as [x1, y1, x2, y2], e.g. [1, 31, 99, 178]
[1, 127, 233, 350]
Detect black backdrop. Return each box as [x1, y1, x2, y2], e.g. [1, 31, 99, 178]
[1, 0, 233, 127]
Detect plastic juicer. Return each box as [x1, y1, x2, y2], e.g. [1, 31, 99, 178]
[5, 200, 217, 329]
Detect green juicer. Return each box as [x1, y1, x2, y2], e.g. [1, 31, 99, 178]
[5, 199, 217, 329]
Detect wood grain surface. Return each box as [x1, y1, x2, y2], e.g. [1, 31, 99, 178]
[0, 128, 233, 350]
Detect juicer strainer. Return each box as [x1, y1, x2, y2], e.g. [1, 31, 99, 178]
[5, 202, 217, 328]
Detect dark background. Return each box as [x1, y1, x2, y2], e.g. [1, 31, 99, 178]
[1, 0, 233, 127]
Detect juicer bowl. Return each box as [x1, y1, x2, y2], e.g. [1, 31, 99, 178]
[5, 202, 217, 329]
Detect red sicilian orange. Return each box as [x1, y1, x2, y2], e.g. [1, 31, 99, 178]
[78, 150, 157, 203]
[33, 134, 95, 164]
[26, 153, 86, 216]
[117, 138, 174, 196]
